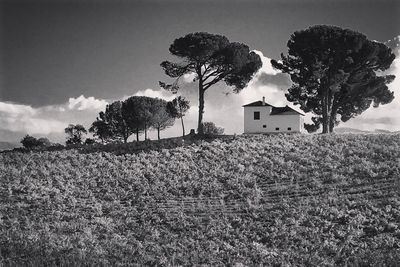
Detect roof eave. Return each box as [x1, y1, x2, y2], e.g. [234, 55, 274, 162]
[270, 113, 305, 116]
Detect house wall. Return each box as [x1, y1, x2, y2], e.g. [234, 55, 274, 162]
[244, 106, 303, 133]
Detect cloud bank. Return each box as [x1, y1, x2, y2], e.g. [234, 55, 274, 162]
[0, 95, 108, 142]
[67, 95, 108, 111]
[133, 88, 176, 101]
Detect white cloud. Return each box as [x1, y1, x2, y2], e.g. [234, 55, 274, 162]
[67, 95, 108, 111]
[19, 118, 67, 135]
[182, 72, 197, 83]
[253, 50, 279, 75]
[0, 102, 37, 117]
[0, 102, 66, 135]
[133, 88, 176, 101]
[0, 95, 109, 139]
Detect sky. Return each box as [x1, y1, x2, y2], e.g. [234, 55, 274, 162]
[0, 0, 399, 143]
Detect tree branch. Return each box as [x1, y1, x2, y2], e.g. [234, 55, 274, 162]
[203, 73, 225, 90]
[160, 61, 191, 78]
[202, 68, 223, 83]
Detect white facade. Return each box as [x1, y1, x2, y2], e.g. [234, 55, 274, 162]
[243, 98, 304, 134]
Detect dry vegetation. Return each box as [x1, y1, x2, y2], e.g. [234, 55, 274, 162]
[1, 133, 399, 266]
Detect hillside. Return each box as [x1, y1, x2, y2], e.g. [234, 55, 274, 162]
[334, 128, 400, 134]
[334, 127, 370, 133]
[0, 134, 399, 266]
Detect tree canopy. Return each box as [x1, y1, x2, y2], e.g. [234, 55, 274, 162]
[100, 101, 134, 143]
[122, 96, 147, 141]
[160, 32, 262, 134]
[271, 25, 396, 133]
[20, 135, 52, 149]
[150, 99, 175, 140]
[65, 124, 87, 145]
[20, 135, 40, 149]
[122, 96, 175, 140]
[89, 117, 114, 144]
[90, 96, 176, 143]
[167, 96, 190, 137]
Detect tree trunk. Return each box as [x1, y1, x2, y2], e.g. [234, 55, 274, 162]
[157, 127, 160, 140]
[136, 128, 139, 141]
[197, 79, 205, 135]
[180, 116, 185, 137]
[327, 90, 335, 134]
[322, 91, 329, 134]
[122, 118, 129, 143]
[322, 89, 335, 134]
[144, 124, 147, 140]
[122, 128, 128, 143]
[329, 104, 339, 133]
[329, 116, 335, 133]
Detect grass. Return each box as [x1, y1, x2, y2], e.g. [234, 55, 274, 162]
[0, 133, 399, 266]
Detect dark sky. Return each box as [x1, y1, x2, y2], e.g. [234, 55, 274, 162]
[1, 0, 399, 106]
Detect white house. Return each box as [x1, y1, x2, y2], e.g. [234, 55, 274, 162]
[243, 97, 305, 134]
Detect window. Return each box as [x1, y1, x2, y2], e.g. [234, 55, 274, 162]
[254, 111, 260, 120]
[275, 127, 279, 131]
[263, 125, 267, 128]
[288, 127, 292, 131]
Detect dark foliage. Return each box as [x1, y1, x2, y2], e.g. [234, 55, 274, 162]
[160, 32, 261, 134]
[20, 135, 51, 149]
[65, 124, 87, 145]
[37, 137, 51, 147]
[84, 138, 96, 145]
[167, 96, 190, 137]
[90, 96, 176, 143]
[201, 121, 225, 135]
[271, 25, 396, 133]
[150, 99, 175, 140]
[89, 118, 114, 144]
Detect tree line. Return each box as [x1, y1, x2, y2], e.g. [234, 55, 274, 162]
[80, 95, 190, 144]
[20, 93, 226, 148]
[20, 24, 397, 148]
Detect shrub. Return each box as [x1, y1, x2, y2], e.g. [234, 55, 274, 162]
[20, 136, 53, 150]
[37, 137, 51, 147]
[202, 122, 224, 135]
[65, 124, 87, 145]
[21, 135, 39, 149]
[84, 138, 96, 145]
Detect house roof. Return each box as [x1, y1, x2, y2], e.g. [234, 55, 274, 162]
[242, 100, 274, 107]
[243, 99, 305, 116]
[270, 106, 305, 116]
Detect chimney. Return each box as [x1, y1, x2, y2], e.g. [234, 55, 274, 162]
[262, 96, 265, 105]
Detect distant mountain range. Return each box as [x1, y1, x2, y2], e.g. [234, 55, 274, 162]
[0, 142, 20, 151]
[334, 127, 370, 133]
[334, 127, 400, 134]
